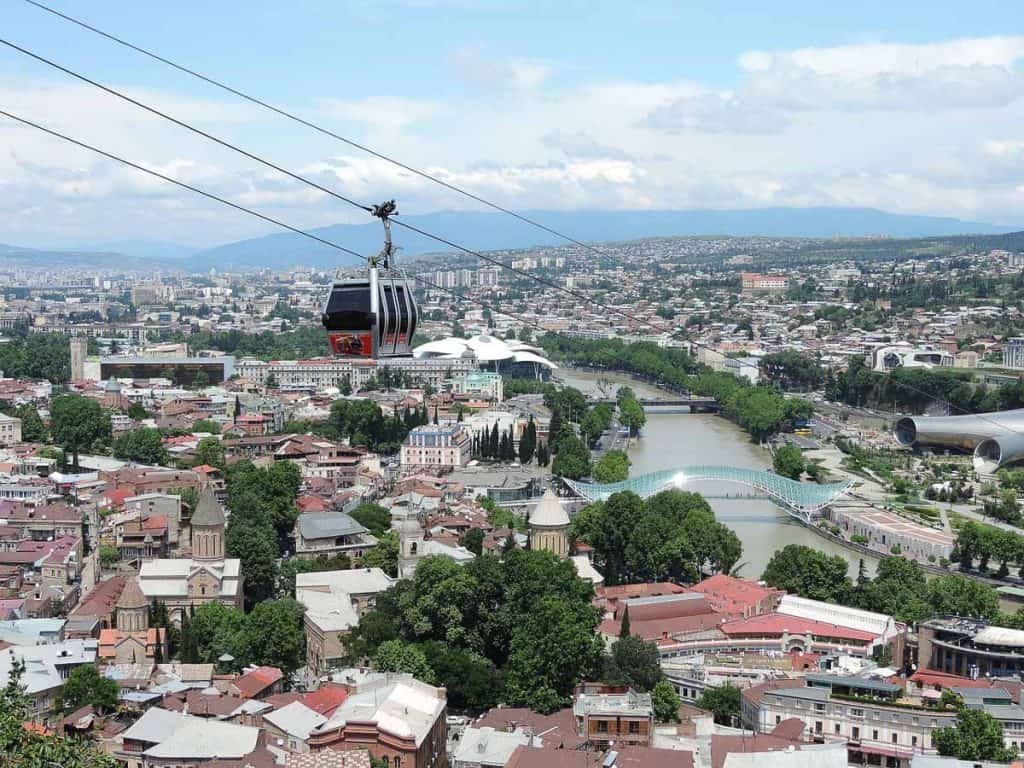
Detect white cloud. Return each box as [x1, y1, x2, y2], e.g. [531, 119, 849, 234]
[318, 96, 441, 131]
[647, 36, 1024, 136]
[4, 33, 1024, 246]
[447, 46, 550, 91]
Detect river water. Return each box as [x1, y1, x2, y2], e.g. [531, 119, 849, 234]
[558, 368, 878, 579]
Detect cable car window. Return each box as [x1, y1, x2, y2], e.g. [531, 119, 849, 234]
[382, 283, 398, 343]
[395, 285, 411, 343]
[324, 284, 371, 330]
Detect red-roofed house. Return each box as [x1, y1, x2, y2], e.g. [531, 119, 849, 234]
[233, 666, 285, 699]
[302, 684, 349, 717]
[687, 574, 783, 620]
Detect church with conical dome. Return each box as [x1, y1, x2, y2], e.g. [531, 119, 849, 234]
[529, 488, 571, 557]
[137, 486, 243, 623]
[98, 576, 168, 664]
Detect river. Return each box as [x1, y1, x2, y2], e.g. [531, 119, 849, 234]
[558, 368, 879, 579]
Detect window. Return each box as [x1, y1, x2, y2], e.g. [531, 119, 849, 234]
[892, 734, 898, 744]
[912, 736, 918, 747]
[629, 721, 640, 735]
[851, 708, 865, 718]
[597, 720, 608, 733]
[815, 722, 822, 735]
[873, 730, 878, 740]
[852, 727, 860, 740]
[835, 724, 841, 735]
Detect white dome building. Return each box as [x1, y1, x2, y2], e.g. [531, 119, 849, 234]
[413, 334, 557, 378]
[529, 488, 570, 557]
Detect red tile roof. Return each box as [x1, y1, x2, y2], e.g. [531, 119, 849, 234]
[302, 685, 349, 717]
[720, 612, 876, 643]
[234, 665, 283, 698]
[688, 574, 782, 618]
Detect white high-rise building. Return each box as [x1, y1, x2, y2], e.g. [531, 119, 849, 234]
[1004, 337, 1024, 370]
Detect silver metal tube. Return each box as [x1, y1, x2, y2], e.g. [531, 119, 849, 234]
[893, 408, 1024, 470]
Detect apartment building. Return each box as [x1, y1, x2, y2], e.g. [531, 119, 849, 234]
[0, 414, 22, 446]
[400, 424, 472, 469]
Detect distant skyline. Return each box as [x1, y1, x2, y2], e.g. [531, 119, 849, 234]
[2, 0, 1024, 248]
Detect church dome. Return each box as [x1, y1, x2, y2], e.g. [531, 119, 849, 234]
[191, 486, 225, 528]
[117, 577, 148, 611]
[530, 489, 570, 528]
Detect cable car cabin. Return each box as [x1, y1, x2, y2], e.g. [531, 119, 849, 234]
[322, 268, 417, 358]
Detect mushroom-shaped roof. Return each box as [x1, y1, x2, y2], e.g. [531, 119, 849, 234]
[466, 334, 515, 361]
[413, 337, 469, 358]
[117, 577, 147, 611]
[511, 350, 558, 369]
[530, 489, 570, 528]
[191, 486, 225, 528]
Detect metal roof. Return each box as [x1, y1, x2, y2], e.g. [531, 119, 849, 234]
[297, 512, 368, 540]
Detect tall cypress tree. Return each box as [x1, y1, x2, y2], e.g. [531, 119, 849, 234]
[619, 605, 632, 639]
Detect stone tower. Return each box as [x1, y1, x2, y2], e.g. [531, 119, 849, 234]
[69, 337, 87, 382]
[529, 489, 570, 558]
[190, 486, 225, 561]
[116, 577, 149, 633]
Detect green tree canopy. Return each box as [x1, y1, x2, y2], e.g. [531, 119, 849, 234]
[934, 707, 1018, 762]
[652, 678, 682, 723]
[349, 503, 391, 537]
[51, 394, 110, 469]
[113, 427, 169, 466]
[761, 544, 851, 603]
[574, 490, 741, 585]
[192, 437, 226, 469]
[605, 635, 662, 692]
[373, 640, 435, 683]
[772, 444, 805, 480]
[58, 664, 119, 714]
[593, 450, 631, 483]
[696, 683, 742, 726]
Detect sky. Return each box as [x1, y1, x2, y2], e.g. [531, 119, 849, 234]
[2, 0, 1024, 249]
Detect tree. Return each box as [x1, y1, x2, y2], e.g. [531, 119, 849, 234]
[242, 598, 307, 677]
[50, 394, 110, 469]
[265, 372, 279, 388]
[593, 450, 630, 483]
[857, 556, 931, 624]
[373, 640, 435, 683]
[934, 707, 1018, 762]
[192, 419, 221, 435]
[503, 594, 605, 713]
[349, 503, 391, 537]
[362, 531, 399, 577]
[1, 659, 117, 768]
[772, 444, 805, 480]
[652, 679, 682, 723]
[927, 575, 1000, 620]
[518, 417, 537, 464]
[13, 404, 46, 442]
[192, 370, 210, 389]
[99, 544, 119, 570]
[618, 605, 631, 639]
[696, 683, 742, 725]
[225, 519, 279, 609]
[58, 663, 119, 714]
[462, 527, 485, 556]
[761, 544, 851, 603]
[192, 437, 226, 469]
[420, 641, 501, 711]
[113, 427, 169, 465]
[606, 635, 662, 692]
[551, 428, 591, 480]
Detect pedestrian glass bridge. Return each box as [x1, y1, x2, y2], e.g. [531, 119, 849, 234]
[564, 466, 852, 520]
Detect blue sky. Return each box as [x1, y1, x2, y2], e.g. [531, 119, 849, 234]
[2, 0, 1024, 247]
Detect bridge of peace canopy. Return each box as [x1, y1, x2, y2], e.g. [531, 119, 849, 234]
[564, 465, 852, 520]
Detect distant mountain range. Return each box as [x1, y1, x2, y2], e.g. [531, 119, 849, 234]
[188, 207, 1019, 270]
[4, 207, 1020, 271]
